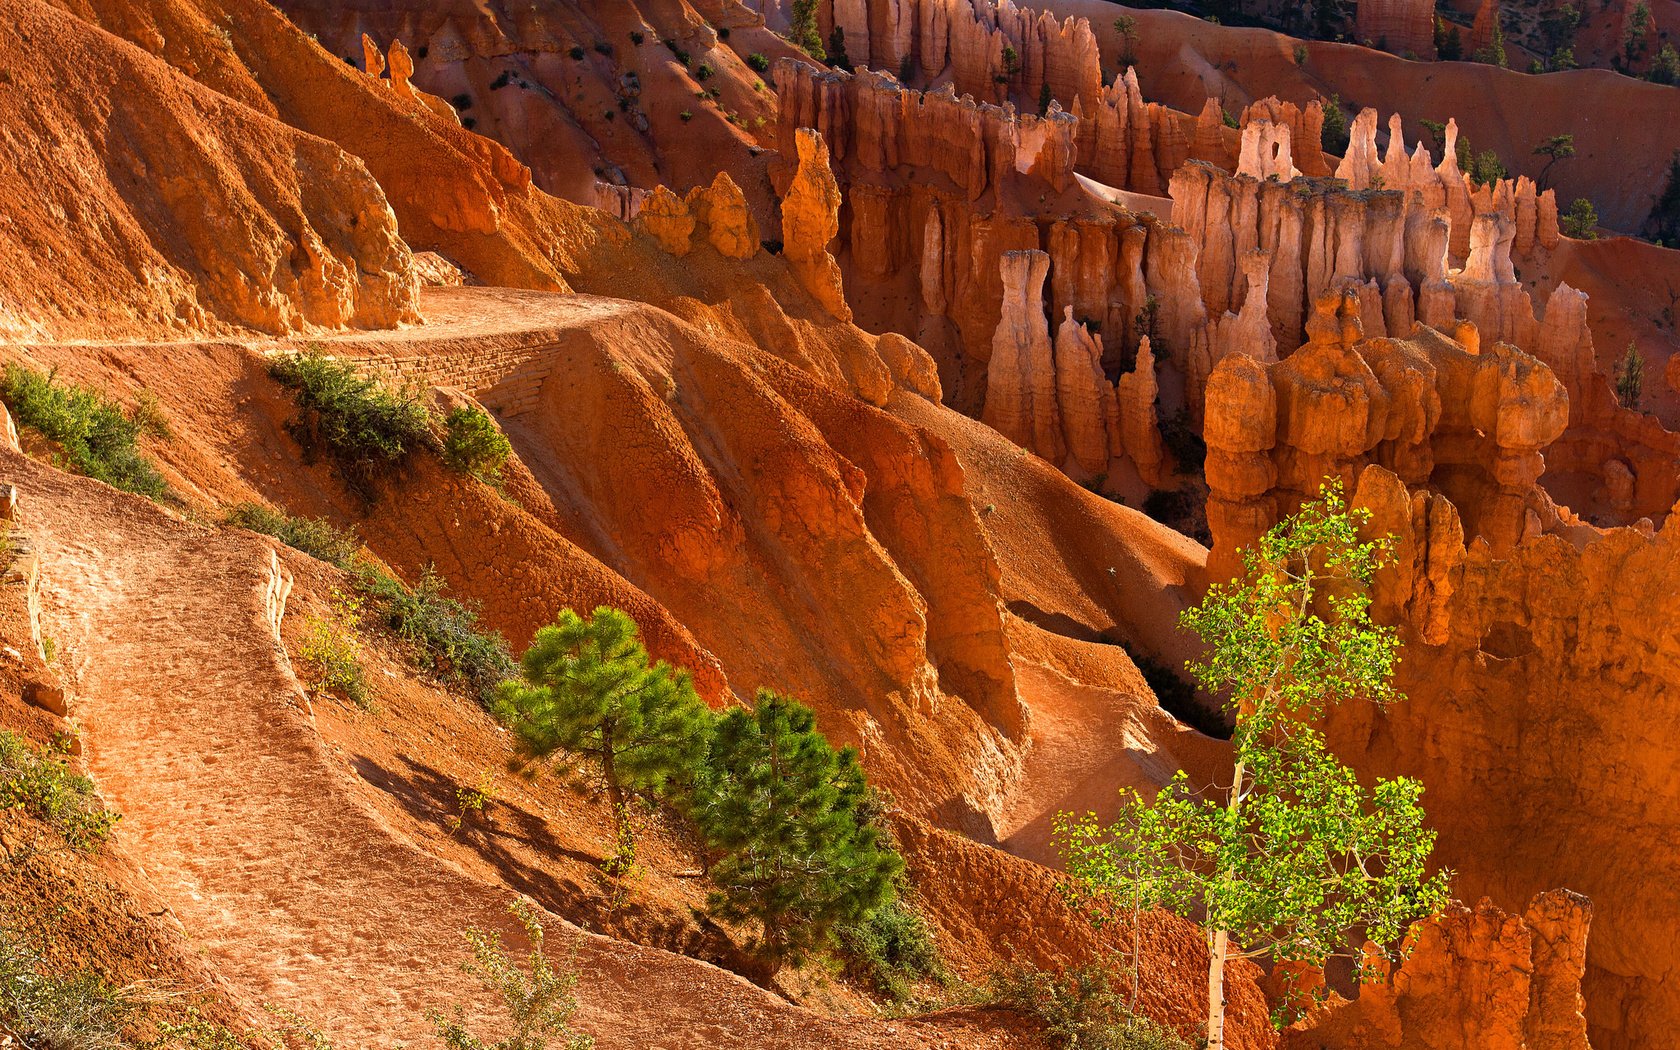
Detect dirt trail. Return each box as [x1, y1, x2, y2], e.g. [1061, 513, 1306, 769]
[7, 449, 1024, 1049]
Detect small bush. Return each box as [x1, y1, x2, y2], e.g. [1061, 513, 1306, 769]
[298, 590, 368, 707]
[1133, 654, 1229, 739]
[836, 898, 944, 1002]
[0, 730, 119, 854]
[987, 962, 1190, 1050]
[1562, 197, 1600, 239]
[0, 366, 168, 499]
[746, 51, 769, 73]
[679, 109, 693, 122]
[452, 92, 473, 111]
[224, 503, 360, 569]
[592, 41, 613, 57]
[1320, 94, 1350, 155]
[491, 70, 512, 90]
[567, 45, 584, 60]
[0, 923, 132, 1050]
[430, 898, 594, 1050]
[443, 406, 512, 484]
[1157, 408, 1205, 474]
[355, 565, 515, 705]
[629, 30, 645, 45]
[1142, 488, 1191, 525]
[695, 62, 715, 81]
[269, 348, 434, 499]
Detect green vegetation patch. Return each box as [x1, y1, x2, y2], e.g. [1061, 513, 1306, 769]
[0, 366, 167, 499]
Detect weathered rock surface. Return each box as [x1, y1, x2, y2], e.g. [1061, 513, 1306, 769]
[1354, 0, 1437, 57]
[1290, 890, 1592, 1050]
[781, 128, 853, 321]
[0, 0, 421, 339]
[1202, 290, 1567, 577]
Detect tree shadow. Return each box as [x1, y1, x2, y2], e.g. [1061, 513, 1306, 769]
[348, 752, 763, 980]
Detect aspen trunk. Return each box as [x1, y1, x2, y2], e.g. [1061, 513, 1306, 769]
[1207, 751, 1246, 1050]
[1206, 927, 1230, 1050]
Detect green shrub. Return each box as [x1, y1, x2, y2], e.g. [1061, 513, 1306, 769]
[694, 692, 902, 968]
[1158, 408, 1205, 474]
[0, 923, 132, 1050]
[442, 406, 512, 484]
[224, 503, 361, 569]
[1320, 94, 1350, 155]
[356, 564, 515, 704]
[430, 898, 594, 1050]
[1562, 197, 1600, 239]
[695, 62, 715, 81]
[746, 52, 769, 73]
[0, 730, 119, 854]
[986, 962, 1190, 1050]
[297, 590, 369, 707]
[836, 897, 944, 1002]
[0, 366, 167, 499]
[269, 349, 434, 499]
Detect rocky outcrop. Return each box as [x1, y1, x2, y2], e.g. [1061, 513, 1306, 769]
[1306, 465, 1680, 1050]
[1291, 890, 1592, 1050]
[637, 173, 762, 260]
[0, 0, 421, 339]
[809, 0, 1105, 114]
[1354, 0, 1437, 58]
[1528, 283, 1680, 522]
[1052, 306, 1121, 477]
[377, 38, 460, 125]
[1242, 96, 1329, 177]
[690, 172, 761, 259]
[1202, 290, 1567, 577]
[1470, 0, 1502, 58]
[983, 250, 1061, 461]
[781, 129, 853, 321]
[1117, 335, 1167, 485]
[636, 186, 696, 256]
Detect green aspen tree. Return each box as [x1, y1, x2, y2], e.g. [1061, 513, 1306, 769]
[1058, 483, 1451, 1049]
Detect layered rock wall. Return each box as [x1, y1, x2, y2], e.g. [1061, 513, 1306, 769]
[1289, 890, 1592, 1050]
[1316, 460, 1680, 1050]
[1201, 290, 1568, 577]
[1353, 0, 1438, 58]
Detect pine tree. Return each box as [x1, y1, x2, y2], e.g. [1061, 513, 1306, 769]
[1320, 94, 1350, 155]
[1616, 342, 1645, 410]
[694, 692, 902, 968]
[1533, 134, 1574, 190]
[1647, 151, 1680, 244]
[1562, 197, 1599, 239]
[788, 0, 825, 61]
[1058, 484, 1451, 1050]
[493, 607, 712, 856]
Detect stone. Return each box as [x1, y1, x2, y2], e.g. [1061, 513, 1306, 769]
[1117, 335, 1166, 485]
[877, 332, 944, 402]
[24, 680, 66, 717]
[781, 129, 853, 322]
[361, 32, 385, 78]
[1053, 306, 1119, 476]
[636, 186, 694, 256]
[687, 172, 759, 259]
[982, 250, 1062, 464]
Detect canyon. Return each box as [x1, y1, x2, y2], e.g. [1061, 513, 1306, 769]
[0, 1, 1675, 1049]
